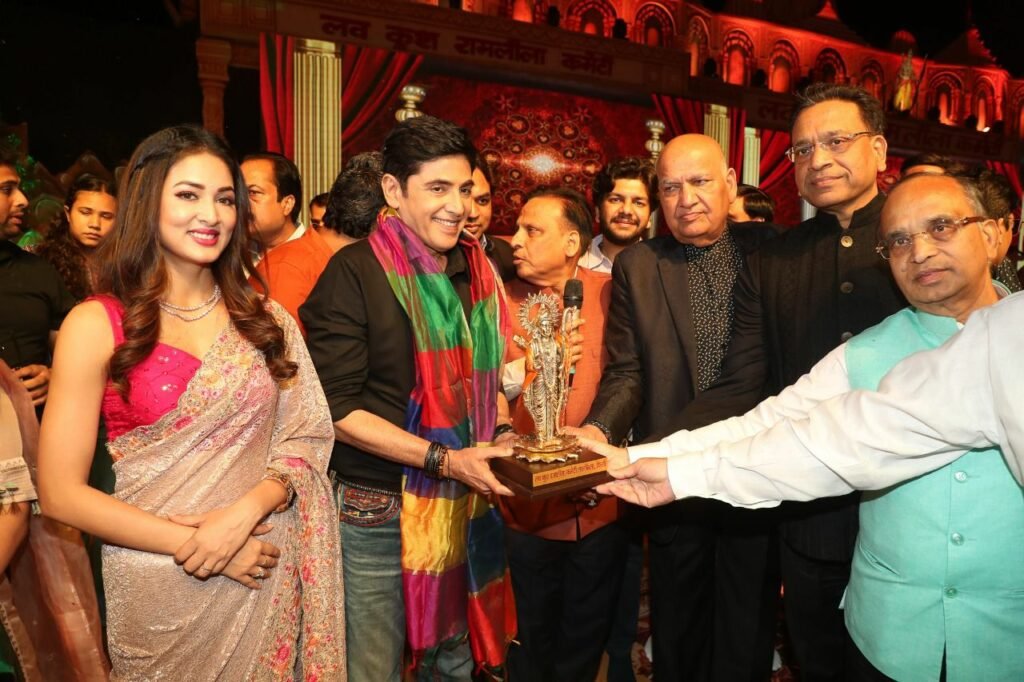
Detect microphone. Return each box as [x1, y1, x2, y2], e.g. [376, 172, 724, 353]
[562, 278, 583, 388]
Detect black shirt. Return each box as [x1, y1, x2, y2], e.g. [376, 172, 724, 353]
[0, 240, 76, 368]
[299, 239, 473, 492]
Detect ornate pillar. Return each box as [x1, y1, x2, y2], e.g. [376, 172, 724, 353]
[196, 38, 232, 137]
[742, 126, 760, 186]
[293, 38, 342, 226]
[704, 103, 729, 163]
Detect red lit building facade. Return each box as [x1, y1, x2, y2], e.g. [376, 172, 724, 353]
[196, 0, 1022, 229]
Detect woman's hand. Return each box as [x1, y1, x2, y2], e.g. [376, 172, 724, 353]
[219, 536, 281, 590]
[170, 500, 268, 577]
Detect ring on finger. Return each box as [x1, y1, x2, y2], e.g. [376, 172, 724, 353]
[255, 567, 266, 579]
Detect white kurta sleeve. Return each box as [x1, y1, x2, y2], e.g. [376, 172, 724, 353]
[628, 344, 851, 463]
[662, 293, 1024, 508]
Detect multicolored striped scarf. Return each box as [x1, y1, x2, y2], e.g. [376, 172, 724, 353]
[369, 211, 515, 673]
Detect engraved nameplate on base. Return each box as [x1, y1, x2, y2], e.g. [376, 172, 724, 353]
[490, 449, 611, 500]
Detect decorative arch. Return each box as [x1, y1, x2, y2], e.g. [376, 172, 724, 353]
[686, 16, 711, 77]
[814, 48, 846, 84]
[926, 72, 963, 125]
[633, 3, 675, 47]
[858, 59, 885, 100]
[565, 0, 617, 37]
[973, 77, 996, 129]
[768, 39, 800, 93]
[721, 29, 755, 86]
[531, 0, 549, 24]
[1011, 88, 1024, 139]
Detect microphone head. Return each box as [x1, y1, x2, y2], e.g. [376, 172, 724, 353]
[563, 278, 584, 309]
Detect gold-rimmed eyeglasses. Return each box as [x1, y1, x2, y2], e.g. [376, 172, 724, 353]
[875, 216, 989, 260]
[785, 131, 876, 164]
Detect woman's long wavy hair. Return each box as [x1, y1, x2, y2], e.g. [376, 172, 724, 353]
[36, 174, 116, 300]
[95, 125, 296, 397]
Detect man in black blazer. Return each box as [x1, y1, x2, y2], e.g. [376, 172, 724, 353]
[577, 134, 775, 681]
[679, 84, 907, 681]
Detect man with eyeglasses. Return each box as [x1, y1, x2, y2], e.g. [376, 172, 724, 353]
[902, 156, 1023, 294]
[590, 170, 1024, 681]
[670, 83, 906, 680]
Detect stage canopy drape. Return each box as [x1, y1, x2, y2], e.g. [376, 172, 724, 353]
[258, 33, 422, 160]
[759, 129, 800, 226]
[728, 106, 746, 180]
[653, 94, 705, 138]
[341, 44, 422, 158]
[987, 160, 1023, 201]
[259, 33, 295, 158]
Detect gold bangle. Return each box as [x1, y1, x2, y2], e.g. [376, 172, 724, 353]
[264, 470, 295, 512]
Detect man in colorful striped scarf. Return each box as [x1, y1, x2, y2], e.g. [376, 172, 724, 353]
[301, 115, 517, 681]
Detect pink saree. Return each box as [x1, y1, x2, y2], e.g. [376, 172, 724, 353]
[100, 301, 345, 680]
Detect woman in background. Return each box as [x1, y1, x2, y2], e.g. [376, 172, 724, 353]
[38, 125, 345, 680]
[36, 174, 117, 300]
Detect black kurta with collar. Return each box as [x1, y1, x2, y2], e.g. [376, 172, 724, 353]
[682, 193, 906, 560]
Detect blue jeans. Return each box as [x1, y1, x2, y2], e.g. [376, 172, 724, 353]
[338, 482, 474, 682]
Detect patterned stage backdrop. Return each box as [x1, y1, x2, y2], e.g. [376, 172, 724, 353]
[345, 74, 655, 234]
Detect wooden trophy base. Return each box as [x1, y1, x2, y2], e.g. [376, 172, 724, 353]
[491, 448, 612, 500]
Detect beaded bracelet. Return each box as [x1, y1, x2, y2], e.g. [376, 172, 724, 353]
[263, 470, 295, 513]
[424, 442, 450, 480]
[493, 423, 516, 440]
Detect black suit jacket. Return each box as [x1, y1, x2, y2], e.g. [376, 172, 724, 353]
[680, 194, 906, 561]
[586, 227, 773, 446]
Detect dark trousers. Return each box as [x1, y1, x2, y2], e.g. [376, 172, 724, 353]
[846, 634, 947, 682]
[505, 522, 629, 682]
[604, 528, 643, 682]
[648, 499, 778, 682]
[780, 539, 851, 682]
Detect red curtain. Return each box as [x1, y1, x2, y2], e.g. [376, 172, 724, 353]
[259, 35, 422, 160]
[758, 129, 800, 226]
[341, 45, 422, 158]
[759, 129, 792, 190]
[652, 94, 705, 138]
[259, 33, 295, 157]
[728, 106, 747, 179]
[987, 160, 1023, 198]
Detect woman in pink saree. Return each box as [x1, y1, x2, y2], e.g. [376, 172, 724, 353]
[37, 125, 345, 680]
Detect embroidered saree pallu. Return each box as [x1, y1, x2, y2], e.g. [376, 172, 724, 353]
[103, 306, 345, 681]
[370, 213, 515, 673]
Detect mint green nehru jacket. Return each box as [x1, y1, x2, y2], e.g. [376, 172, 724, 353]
[844, 308, 1024, 681]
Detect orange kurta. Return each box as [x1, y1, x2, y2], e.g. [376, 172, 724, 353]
[250, 227, 333, 336]
[501, 267, 618, 541]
